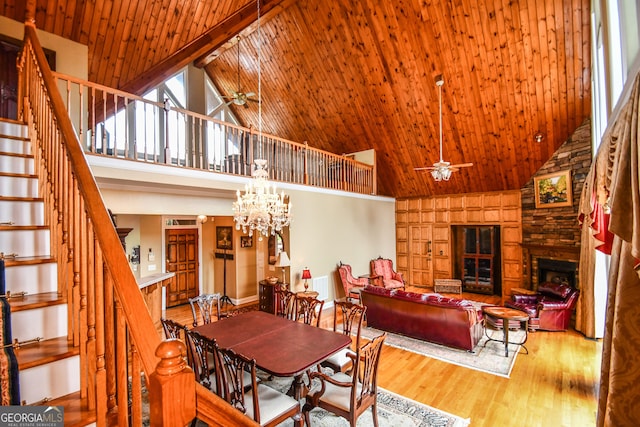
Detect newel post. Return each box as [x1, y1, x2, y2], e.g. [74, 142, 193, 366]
[149, 339, 196, 427]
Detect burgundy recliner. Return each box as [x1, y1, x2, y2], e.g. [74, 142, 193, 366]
[505, 282, 579, 331]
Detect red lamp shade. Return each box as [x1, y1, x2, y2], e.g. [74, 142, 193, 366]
[302, 269, 312, 280]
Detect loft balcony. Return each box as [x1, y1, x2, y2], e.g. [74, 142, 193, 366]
[53, 73, 376, 195]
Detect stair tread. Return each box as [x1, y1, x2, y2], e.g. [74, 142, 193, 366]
[0, 195, 43, 201]
[0, 172, 37, 178]
[0, 151, 33, 158]
[45, 391, 97, 427]
[0, 133, 28, 141]
[8, 291, 65, 312]
[3, 255, 55, 266]
[0, 224, 48, 230]
[15, 336, 78, 370]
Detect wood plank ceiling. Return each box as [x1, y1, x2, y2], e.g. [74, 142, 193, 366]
[0, 0, 591, 198]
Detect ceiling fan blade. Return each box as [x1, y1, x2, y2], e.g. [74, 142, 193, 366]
[245, 92, 256, 97]
[414, 166, 436, 171]
[449, 163, 473, 168]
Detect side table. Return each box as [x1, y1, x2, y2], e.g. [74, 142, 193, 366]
[295, 290, 319, 299]
[511, 287, 537, 296]
[482, 306, 529, 357]
[358, 274, 382, 286]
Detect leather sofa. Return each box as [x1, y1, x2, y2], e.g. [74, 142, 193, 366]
[360, 285, 484, 351]
[505, 282, 579, 331]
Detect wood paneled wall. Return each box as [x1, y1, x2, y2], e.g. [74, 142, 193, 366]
[396, 190, 522, 299]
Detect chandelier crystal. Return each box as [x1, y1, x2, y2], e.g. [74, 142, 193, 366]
[233, 159, 292, 239]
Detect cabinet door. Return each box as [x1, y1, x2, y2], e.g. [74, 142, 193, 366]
[409, 225, 432, 286]
[461, 226, 498, 294]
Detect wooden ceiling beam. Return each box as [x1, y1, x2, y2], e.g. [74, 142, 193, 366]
[119, 0, 292, 96]
[194, 0, 298, 68]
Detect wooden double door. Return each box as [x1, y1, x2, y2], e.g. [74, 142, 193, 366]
[165, 229, 199, 307]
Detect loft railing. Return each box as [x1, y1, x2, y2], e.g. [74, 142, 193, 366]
[52, 73, 376, 195]
[18, 20, 254, 426]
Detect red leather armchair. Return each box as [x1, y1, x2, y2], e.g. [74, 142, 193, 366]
[505, 282, 579, 331]
[370, 257, 405, 290]
[337, 262, 368, 302]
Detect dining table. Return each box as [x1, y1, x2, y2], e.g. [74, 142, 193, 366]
[192, 310, 351, 426]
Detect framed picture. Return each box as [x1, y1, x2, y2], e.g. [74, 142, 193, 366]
[534, 170, 572, 208]
[240, 235, 253, 248]
[216, 226, 233, 250]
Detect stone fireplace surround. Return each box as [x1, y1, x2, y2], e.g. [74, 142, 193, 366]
[522, 244, 580, 291]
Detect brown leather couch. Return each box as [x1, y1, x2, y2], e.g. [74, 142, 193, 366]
[360, 286, 484, 351]
[505, 282, 579, 331]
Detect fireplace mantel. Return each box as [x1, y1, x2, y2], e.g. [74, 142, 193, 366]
[521, 244, 581, 290]
[521, 244, 580, 260]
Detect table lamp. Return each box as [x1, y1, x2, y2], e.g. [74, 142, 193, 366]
[275, 251, 290, 284]
[302, 268, 312, 292]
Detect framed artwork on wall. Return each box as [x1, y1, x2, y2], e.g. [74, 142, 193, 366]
[534, 170, 572, 209]
[240, 235, 253, 248]
[216, 226, 233, 250]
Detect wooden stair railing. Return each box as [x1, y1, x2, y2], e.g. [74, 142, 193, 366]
[18, 20, 255, 426]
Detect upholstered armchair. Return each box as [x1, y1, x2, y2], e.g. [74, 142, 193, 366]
[337, 262, 368, 302]
[370, 257, 405, 290]
[505, 282, 580, 331]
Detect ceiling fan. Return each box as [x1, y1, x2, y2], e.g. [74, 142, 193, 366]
[414, 75, 473, 181]
[223, 36, 258, 108]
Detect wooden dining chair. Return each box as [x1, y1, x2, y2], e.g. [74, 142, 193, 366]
[189, 293, 225, 327]
[303, 332, 387, 427]
[184, 328, 219, 392]
[274, 287, 296, 320]
[321, 300, 367, 373]
[215, 346, 299, 426]
[295, 294, 324, 327]
[160, 317, 187, 340]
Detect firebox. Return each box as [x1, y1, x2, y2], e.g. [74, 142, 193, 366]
[537, 258, 577, 287]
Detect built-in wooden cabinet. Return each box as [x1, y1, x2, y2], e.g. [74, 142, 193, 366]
[396, 190, 522, 299]
[455, 226, 501, 295]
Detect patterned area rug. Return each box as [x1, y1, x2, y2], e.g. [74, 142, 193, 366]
[360, 325, 526, 378]
[260, 371, 470, 427]
[144, 368, 469, 427]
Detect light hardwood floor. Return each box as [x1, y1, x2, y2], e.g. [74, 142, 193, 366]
[164, 287, 601, 427]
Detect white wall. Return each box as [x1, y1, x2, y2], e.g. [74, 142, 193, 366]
[91, 155, 396, 303]
[0, 16, 88, 79]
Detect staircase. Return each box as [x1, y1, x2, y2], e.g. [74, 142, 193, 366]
[0, 118, 94, 424]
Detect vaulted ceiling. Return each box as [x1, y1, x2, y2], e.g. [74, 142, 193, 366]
[1, 0, 591, 198]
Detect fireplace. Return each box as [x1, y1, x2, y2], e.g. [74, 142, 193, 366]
[537, 258, 577, 287]
[521, 244, 580, 290]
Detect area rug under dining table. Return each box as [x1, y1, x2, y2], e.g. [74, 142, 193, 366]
[261, 372, 470, 427]
[359, 325, 526, 378]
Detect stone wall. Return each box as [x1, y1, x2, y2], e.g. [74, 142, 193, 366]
[521, 118, 591, 247]
[520, 118, 592, 289]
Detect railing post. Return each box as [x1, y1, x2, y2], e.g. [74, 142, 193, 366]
[149, 339, 196, 427]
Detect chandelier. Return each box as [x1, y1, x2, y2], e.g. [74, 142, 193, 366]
[232, 0, 292, 239]
[233, 159, 292, 239]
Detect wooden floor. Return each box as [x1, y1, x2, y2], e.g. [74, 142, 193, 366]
[164, 286, 601, 427]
